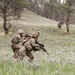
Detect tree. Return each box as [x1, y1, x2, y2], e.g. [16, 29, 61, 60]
[65, 0, 75, 33]
[44, 1, 59, 20]
[27, 0, 46, 15]
[0, 0, 27, 35]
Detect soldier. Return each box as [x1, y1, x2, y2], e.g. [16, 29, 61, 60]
[19, 32, 40, 62]
[58, 21, 64, 29]
[11, 29, 24, 59]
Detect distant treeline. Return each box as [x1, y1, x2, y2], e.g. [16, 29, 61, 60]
[25, 0, 75, 24]
[0, 0, 75, 35]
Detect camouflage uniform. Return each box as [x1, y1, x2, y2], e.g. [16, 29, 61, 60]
[58, 21, 64, 29]
[11, 29, 24, 59]
[19, 32, 40, 62]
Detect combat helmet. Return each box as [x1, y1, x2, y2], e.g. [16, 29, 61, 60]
[18, 29, 24, 34]
[32, 32, 39, 38]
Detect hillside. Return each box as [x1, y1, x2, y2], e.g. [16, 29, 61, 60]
[1, 9, 75, 75]
[0, 9, 58, 26]
[17, 9, 58, 26]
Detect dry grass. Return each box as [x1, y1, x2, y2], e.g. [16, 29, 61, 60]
[0, 24, 75, 75]
[0, 10, 75, 75]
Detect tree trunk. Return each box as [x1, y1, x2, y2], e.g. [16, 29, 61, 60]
[3, 3, 9, 36]
[66, 24, 69, 33]
[66, 12, 70, 33]
[3, 16, 9, 36]
[61, 12, 65, 22]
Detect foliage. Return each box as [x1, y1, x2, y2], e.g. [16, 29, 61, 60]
[0, 0, 28, 35]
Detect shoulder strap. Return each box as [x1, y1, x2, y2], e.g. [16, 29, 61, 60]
[22, 37, 31, 45]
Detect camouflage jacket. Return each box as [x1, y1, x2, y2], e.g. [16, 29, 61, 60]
[11, 34, 22, 44]
[23, 38, 40, 51]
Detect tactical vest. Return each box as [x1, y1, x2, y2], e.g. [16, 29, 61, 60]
[11, 34, 20, 44]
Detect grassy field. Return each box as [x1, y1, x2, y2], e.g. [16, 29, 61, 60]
[0, 24, 75, 75]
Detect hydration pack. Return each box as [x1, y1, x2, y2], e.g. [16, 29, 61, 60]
[11, 34, 19, 44]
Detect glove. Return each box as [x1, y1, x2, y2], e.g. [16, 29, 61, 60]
[41, 44, 44, 47]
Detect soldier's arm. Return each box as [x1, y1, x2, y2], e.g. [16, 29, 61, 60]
[30, 39, 36, 47]
[31, 39, 40, 51]
[16, 35, 23, 43]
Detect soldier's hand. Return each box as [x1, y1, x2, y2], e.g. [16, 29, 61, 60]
[41, 44, 44, 47]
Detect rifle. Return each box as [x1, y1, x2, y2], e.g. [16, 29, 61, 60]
[36, 41, 49, 55]
[22, 36, 49, 55]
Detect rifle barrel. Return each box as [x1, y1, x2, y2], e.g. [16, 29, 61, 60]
[41, 47, 49, 55]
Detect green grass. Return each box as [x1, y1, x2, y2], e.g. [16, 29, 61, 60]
[0, 25, 75, 75]
[0, 60, 75, 75]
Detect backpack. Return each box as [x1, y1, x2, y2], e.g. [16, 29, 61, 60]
[11, 34, 19, 44]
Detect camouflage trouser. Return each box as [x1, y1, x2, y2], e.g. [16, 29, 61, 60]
[19, 46, 34, 62]
[26, 51, 34, 62]
[11, 43, 20, 59]
[58, 25, 61, 29]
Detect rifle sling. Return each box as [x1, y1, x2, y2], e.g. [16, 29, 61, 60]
[22, 37, 31, 45]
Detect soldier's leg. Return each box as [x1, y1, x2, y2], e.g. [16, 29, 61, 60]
[18, 46, 26, 60]
[14, 50, 20, 59]
[11, 43, 20, 59]
[26, 51, 34, 62]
